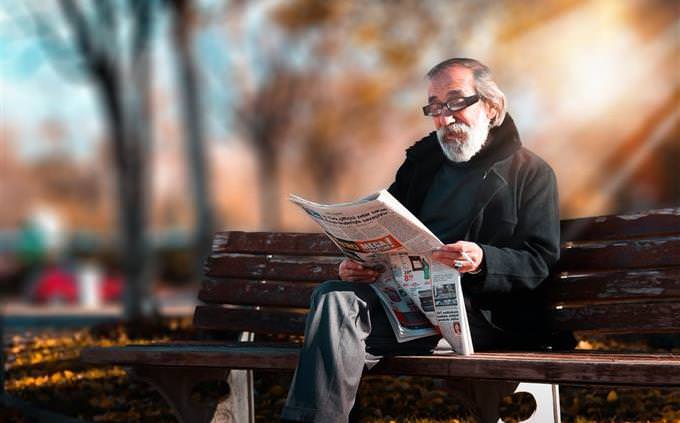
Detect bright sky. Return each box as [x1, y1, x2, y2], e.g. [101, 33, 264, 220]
[1, 0, 104, 161]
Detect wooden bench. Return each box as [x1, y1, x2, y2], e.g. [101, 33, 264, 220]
[82, 207, 680, 423]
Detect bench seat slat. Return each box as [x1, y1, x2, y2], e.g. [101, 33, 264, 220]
[555, 236, 680, 272]
[551, 301, 680, 334]
[212, 232, 340, 255]
[80, 343, 680, 387]
[199, 278, 317, 308]
[560, 208, 680, 242]
[545, 267, 680, 306]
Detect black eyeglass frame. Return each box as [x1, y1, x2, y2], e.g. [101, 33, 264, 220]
[422, 94, 480, 117]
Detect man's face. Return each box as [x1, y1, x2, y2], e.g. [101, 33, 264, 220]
[427, 66, 494, 162]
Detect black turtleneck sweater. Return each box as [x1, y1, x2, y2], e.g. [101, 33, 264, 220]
[418, 134, 506, 244]
[419, 156, 490, 243]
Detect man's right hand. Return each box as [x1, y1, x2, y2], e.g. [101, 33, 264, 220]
[338, 259, 379, 283]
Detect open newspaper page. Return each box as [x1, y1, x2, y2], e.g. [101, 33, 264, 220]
[290, 190, 474, 355]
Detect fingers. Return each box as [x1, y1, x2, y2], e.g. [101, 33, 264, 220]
[432, 253, 472, 272]
[431, 242, 483, 274]
[342, 271, 378, 282]
[339, 259, 379, 283]
[343, 260, 367, 270]
[431, 248, 465, 264]
[438, 243, 464, 252]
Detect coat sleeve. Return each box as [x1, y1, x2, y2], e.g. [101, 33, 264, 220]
[471, 161, 560, 294]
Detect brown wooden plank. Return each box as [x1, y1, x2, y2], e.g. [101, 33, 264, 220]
[205, 237, 679, 279]
[377, 352, 680, 386]
[193, 305, 307, 335]
[82, 343, 300, 370]
[199, 267, 680, 309]
[555, 236, 680, 272]
[81, 344, 680, 387]
[560, 208, 680, 242]
[205, 255, 342, 280]
[544, 268, 680, 306]
[194, 301, 680, 338]
[212, 232, 340, 256]
[550, 301, 680, 334]
[198, 278, 317, 308]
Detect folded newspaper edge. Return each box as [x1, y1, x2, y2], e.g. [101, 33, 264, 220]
[290, 190, 474, 355]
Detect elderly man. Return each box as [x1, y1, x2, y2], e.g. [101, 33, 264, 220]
[281, 58, 564, 423]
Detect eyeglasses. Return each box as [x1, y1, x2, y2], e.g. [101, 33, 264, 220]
[422, 94, 480, 117]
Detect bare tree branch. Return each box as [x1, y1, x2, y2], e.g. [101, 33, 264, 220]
[92, 0, 118, 65]
[130, 0, 154, 59]
[57, 0, 101, 75]
[26, 6, 85, 82]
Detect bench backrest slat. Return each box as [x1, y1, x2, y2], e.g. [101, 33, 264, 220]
[560, 209, 680, 242]
[212, 232, 340, 256]
[546, 268, 680, 306]
[199, 267, 680, 309]
[550, 301, 680, 334]
[204, 237, 680, 280]
[555, 237, 680, 272]
[192, 302, 680, 336]
[199, 278, 316, 308]
[205, 255, 341, 280]
[194, 305, 307, 335]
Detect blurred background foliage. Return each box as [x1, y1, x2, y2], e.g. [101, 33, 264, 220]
[1, 0, 679, 316]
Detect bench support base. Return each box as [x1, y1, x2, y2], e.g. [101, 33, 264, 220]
[128, 365, 254, 423]
[511, 382, 561, 423]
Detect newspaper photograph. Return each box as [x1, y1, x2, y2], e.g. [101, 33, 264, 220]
[290, 190, 474, 355]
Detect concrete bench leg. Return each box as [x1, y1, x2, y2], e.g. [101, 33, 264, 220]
[504, 382, 560, 423]
[128, 365, 254, 423]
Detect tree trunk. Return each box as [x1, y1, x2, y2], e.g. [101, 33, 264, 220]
[50, 0, 157, 321]
[171, 0, 216, 272]
[96, 60, 155, 321]
[256, 142, 280, 230]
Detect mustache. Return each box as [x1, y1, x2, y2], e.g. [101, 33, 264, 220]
[439, 122, 470, 136]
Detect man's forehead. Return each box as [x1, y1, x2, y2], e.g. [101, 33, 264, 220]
[427, 67, 475, 99]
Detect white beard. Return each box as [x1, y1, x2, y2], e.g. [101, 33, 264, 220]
[436, 117, 490, 163]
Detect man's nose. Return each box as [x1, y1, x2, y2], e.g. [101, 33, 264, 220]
[436, 113, 456, 127]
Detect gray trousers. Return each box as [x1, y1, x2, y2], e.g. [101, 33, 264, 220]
[281, 281, 517, 423]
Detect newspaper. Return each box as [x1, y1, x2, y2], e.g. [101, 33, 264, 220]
[290, 190, 474, 355]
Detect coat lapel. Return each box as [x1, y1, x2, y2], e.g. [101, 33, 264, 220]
[466, 165, 509, 235]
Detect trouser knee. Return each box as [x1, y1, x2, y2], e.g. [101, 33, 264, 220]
[306, 280, 372, 336]
[310, 280, 362, 308]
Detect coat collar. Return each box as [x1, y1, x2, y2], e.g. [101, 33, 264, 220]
[401, 114, 522, 217]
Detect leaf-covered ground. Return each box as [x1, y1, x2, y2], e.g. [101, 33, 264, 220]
[2, 320, 679, 422]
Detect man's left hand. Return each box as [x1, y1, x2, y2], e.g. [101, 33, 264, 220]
[432, 241, 484, 274]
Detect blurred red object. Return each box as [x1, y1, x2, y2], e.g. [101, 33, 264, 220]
[34, 265, 77, 304]
[101, 275, 123, 302]
[32, 266, 123, 304]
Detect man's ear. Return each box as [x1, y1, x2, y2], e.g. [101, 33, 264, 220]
[484, 102, 497, 124]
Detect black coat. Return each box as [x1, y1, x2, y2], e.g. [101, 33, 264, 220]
[388, 115, 564, 345]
